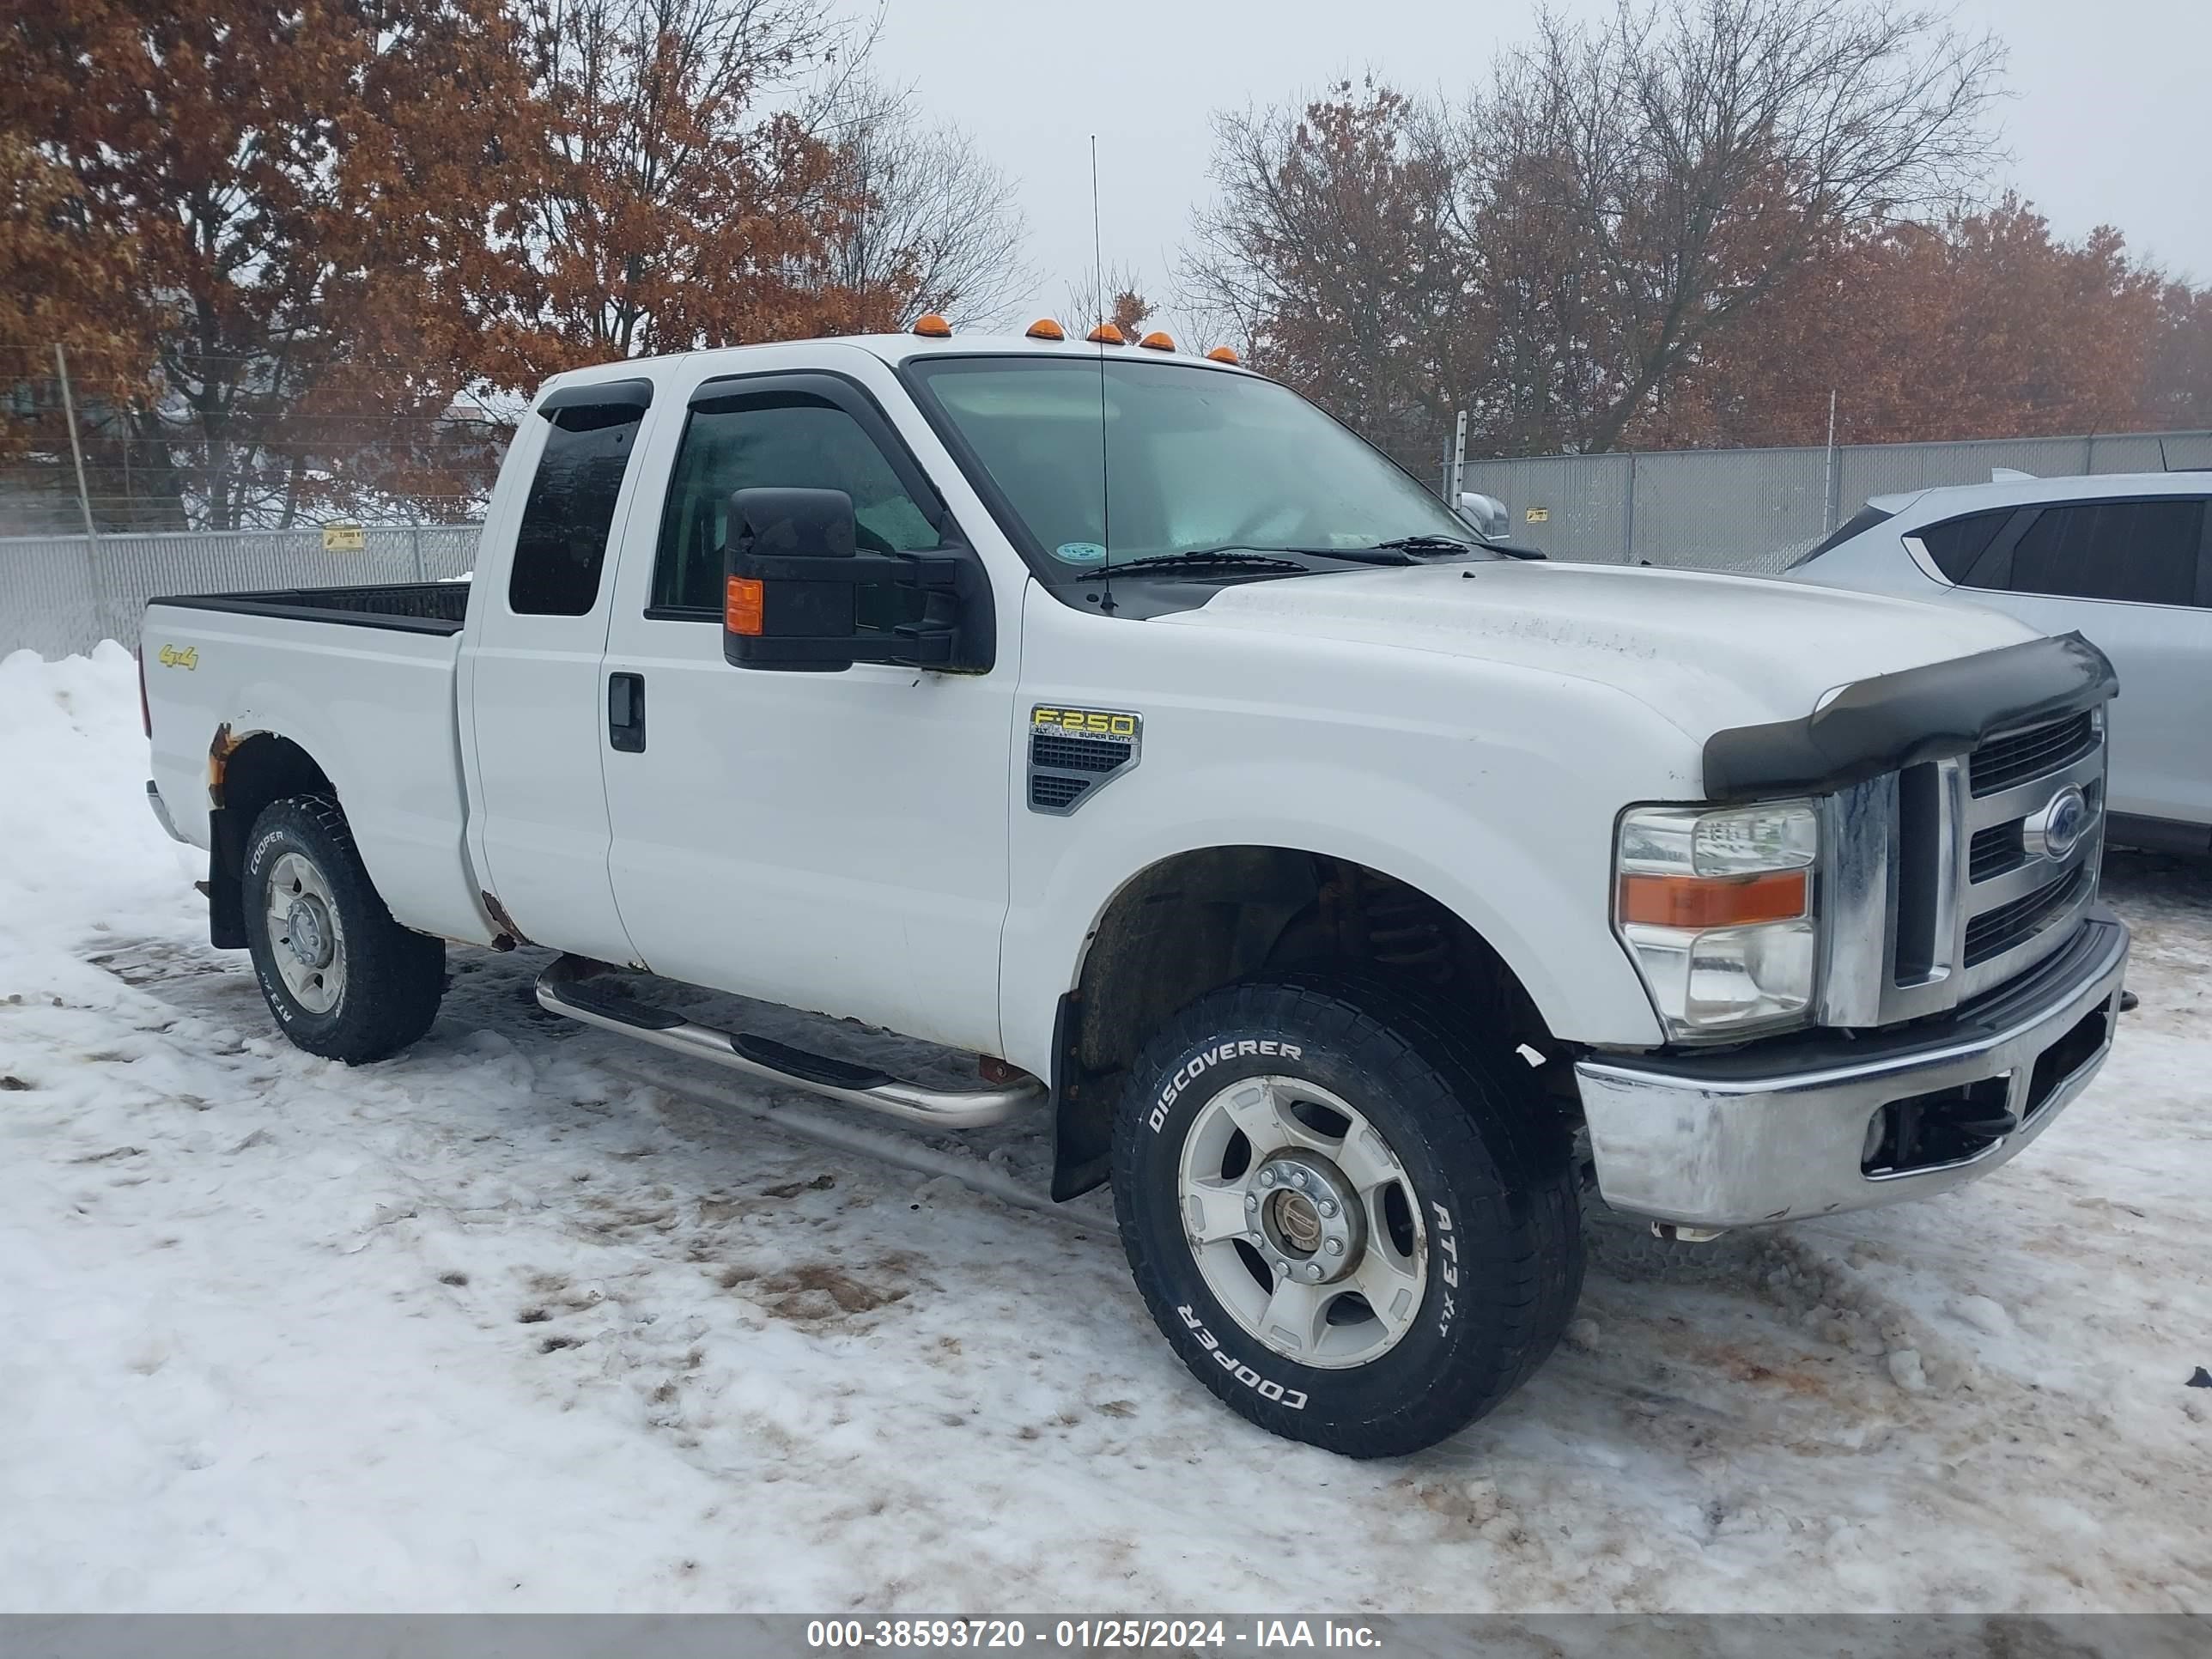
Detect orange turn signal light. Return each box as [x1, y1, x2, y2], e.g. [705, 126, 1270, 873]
[725, 576, 765, 636]
[1025, 317, 1066, 340]
[1137, 331, 1175, 351]
[1618, 870, 1808, 929]
[1086, 323, 1125, 344]
[912, 313, 952, 337]
[1205, 345, 1240, 364]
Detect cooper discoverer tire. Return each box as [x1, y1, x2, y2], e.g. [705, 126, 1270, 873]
[1111, 975, 1583, 1457]
[241, 794, 445, 1063]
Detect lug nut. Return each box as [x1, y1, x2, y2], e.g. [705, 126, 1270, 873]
[1290, 1170, 1309, 1189]
[1304, 1262, 1323, 1280]
[1245, 1193, 1260, 1212]
[1259, 1169, 1277, 1188]
[1325, 1238, 1344, 1256]
[1317, 1199, 1337, 1218]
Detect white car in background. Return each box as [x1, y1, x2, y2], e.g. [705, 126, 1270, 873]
[1789, 472, 2212, 855]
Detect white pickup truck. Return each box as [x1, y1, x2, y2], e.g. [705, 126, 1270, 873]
[142, 325, 2129, 1457]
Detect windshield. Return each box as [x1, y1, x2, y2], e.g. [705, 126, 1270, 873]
[904, 356, 1479, 575]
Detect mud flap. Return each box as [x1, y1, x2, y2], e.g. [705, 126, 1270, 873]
[206, 805, 247, 949]
[1048, 991, 1112, 1200]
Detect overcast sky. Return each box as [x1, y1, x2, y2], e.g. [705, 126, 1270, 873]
[860, 0, 2212, 333]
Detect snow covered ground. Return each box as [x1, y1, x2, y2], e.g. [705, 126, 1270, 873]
[3, 644, 2207, 1613]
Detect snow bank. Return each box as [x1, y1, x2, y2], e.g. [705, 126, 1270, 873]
[3, 647, 2208, 1613]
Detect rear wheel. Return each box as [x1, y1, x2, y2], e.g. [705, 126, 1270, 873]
[1112, 976, 1583, 1458]
[241, 795, 444, 1063]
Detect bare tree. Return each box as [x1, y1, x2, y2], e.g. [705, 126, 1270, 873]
[1063, 262, 1156, 339]
[1179, 1, 2006, 461]
[1474, 0, 2007, 451]
[1178, 84, 1475, 471]
[815, 77, 1035, 327]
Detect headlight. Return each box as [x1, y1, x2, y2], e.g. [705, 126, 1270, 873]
[1614, 800, 1820, 1040]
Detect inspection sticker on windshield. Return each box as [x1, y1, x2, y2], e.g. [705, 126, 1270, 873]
[1055, 541, 1108, 565]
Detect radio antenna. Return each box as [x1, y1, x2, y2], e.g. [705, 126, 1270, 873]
[1091, 134, 1115, 614]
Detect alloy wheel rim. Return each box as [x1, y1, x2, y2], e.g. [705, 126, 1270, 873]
[264, 850, 346, 1015]
[1176, 1074, 1428, 1370]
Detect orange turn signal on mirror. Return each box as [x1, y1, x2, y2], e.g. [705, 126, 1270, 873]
[725, 576, 764, 636]
[1618, 869, 1808, 929]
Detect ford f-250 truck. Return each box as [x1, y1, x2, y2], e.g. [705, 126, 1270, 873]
[141, 323, 2130, 1457]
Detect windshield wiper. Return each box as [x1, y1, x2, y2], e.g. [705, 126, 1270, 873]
[1370, 533, 1479, 553]
[1370, 532, 1546, 562]
[1176, 544, 1421, 568]
[1091, 550, 1317, 577]
[1078, 544, 1435, 580]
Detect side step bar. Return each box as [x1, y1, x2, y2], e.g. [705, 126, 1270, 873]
[533, 955, 1044, 1129]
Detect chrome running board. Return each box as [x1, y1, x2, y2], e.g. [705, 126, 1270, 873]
[533, 955, 1042, 1129]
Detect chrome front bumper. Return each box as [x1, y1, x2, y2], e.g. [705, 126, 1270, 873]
[1575, 909, 2129, 1228]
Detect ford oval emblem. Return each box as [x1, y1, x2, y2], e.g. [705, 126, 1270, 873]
[2024, 784, 2091, 863]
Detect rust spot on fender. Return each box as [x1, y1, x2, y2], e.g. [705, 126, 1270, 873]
[207, 722, 242, 803]
[480, 890, 532, 951]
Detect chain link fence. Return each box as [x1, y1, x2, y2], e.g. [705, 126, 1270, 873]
[1, 524, 482, 659]
[12, 425, 2212, 659]
[1462, 429, 2212, 572]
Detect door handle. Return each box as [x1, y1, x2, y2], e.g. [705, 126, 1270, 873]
[608, 672, 646, 752]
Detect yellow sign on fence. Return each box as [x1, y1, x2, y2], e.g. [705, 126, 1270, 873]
[322, 524, 366, 552]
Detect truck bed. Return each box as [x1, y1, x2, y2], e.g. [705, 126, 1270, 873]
[143, 581, 496, 949]
[146, 580, 470, 635]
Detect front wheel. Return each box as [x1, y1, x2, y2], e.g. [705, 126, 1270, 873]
[241, 795, 445, 1063]
[1111, 976, 1583, 1457]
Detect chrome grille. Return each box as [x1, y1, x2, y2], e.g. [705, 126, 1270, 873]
[1966, 822, 2024, 882]
[1964, 866, 2091, 965]
[1968, 712, 2095, 797]
[1819, 706, 2107, 1028]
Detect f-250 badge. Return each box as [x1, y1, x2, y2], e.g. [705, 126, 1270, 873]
[1027, 705, 1141, 815]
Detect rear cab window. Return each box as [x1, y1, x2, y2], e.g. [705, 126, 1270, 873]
[508, 398, 648, 617]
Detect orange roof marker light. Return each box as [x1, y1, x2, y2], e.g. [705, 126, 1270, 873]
[1137, 331, 1175, 351]
[1085, 323, 1126, 345]
[1205, 345, 1240, 364]
[1025, 317, 1066, 340]
[911, 313, 952, 337]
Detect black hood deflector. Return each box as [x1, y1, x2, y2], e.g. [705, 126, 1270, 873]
[1703, 632, 2117, 801]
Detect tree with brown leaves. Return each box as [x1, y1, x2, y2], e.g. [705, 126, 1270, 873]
[1648, 198, 2167, 449]
[3, 0, 539, 527]
[501, 0, 899, 367]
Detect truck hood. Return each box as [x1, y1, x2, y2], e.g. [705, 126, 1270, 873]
[1154, 559, 2038, 742]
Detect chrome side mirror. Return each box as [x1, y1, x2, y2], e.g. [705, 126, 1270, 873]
[1457, 491, 1509, 540]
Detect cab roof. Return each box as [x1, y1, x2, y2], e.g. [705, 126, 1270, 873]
[534, 331, 1255, 405]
